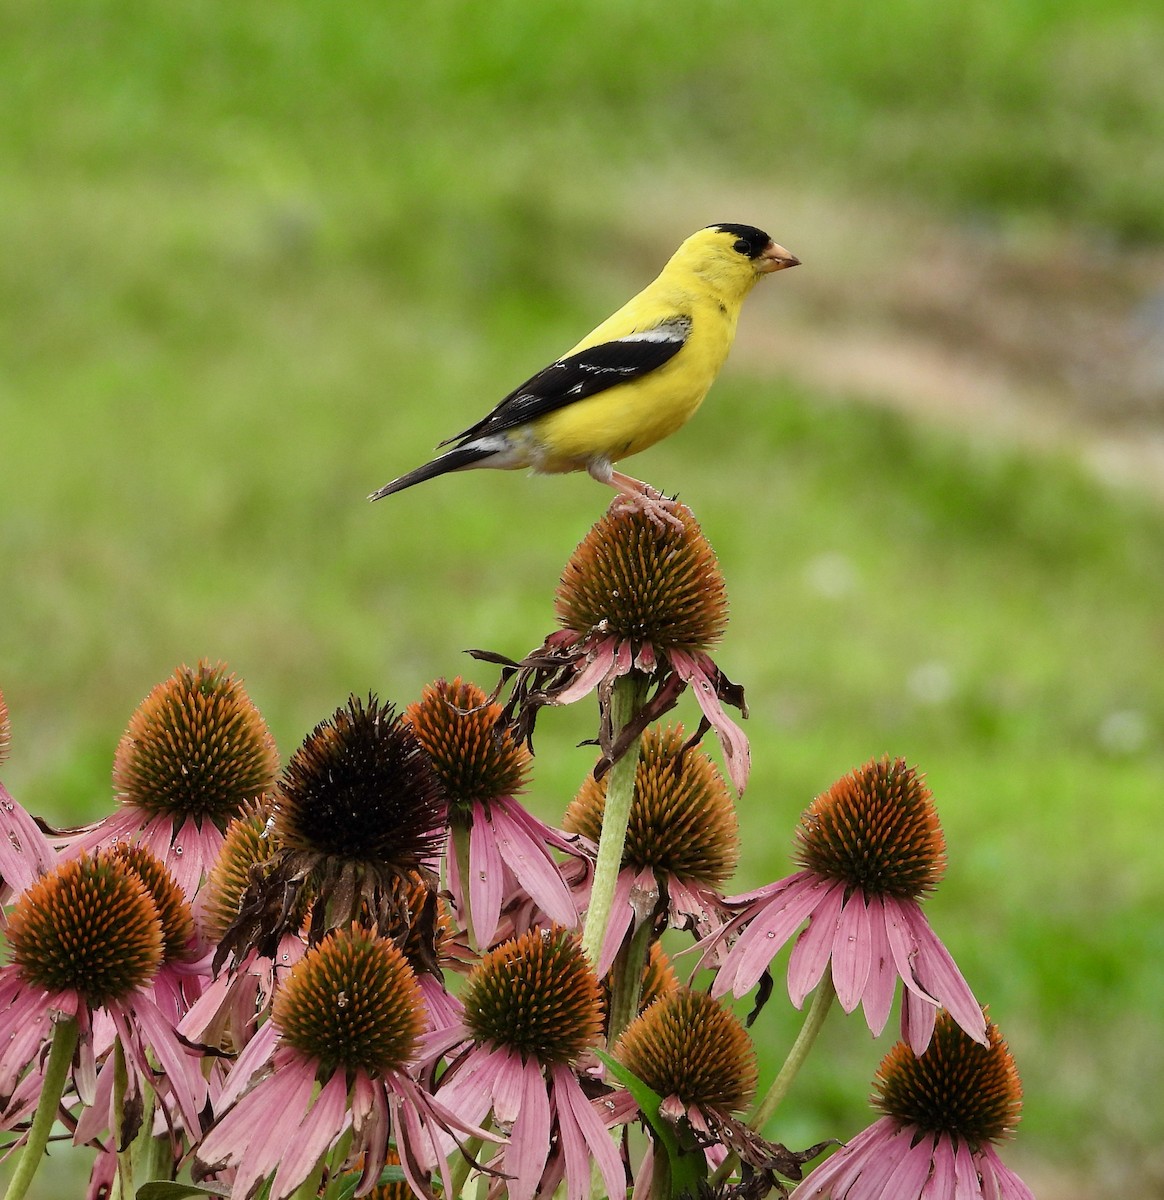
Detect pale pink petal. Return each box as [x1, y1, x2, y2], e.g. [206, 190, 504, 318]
[787, 883, 846, 1008]
[504, 1057, 551, 1200]
[882, 898, 940, 1006]
[830, 892, 872, 1013]
[899, 903, 987, 1046]
[491, 802, 577, 929]
[490, 1045, 527, 1124]
[0, 783, 55, 895]
[712, 873, 830, 997]
[71, 1053, 116, 1145]
[859, 896, 896, 1037]
[128, 993, 208, 1134]
[839, 1121, 912, 1200]
[551, 1064, 625, 1200]
[271, 1071, 348, 1199]
[880, 1130, 938, 1200]
[671, 651, 750, 794]
[596, 869, 638, 976]
[789, 1117, 897, 1199]
[469, 802, 505, 946]
[0, 992, 55, 1103]
[553, 640, 618, 706]
[977, 1145, 1035, 1200]
[920, 1134, 958, 1200]
[952, 1136, 979, 1200]
[214, 1020, 279, 1112]
[902, 987, 937, 1056]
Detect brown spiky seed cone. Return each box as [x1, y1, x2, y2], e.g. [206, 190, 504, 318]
[565, 724, 739, 886]
[405, 677, 530, 814]
[201, 799, 281, 945]
[874, 1009, 1023, 1145]
[794, 756, 946, 899]
[111, 843, 194, 962]
[8, 853, 163, 1006]
[113, 660, 278, 826]
[616, 986, 757, 1115]
[273, 923, 425, 1077]
[555, 504, 728, 651]
[462, 925, 603, 1067]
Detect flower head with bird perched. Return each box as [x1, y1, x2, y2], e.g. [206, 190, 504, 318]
[368, 223, 799, 524]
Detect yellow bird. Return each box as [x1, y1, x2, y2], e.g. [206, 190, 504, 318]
[369, 224, 799, 519]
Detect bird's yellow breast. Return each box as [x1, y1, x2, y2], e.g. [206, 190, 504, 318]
[526, 287, 739, 473]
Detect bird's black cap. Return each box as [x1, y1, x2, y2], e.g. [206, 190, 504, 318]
[708, 223, 771, 258]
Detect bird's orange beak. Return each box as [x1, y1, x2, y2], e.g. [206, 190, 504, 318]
[757, 241, 801, 273]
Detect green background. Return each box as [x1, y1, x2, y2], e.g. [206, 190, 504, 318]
[2, 3, 1163, 1196]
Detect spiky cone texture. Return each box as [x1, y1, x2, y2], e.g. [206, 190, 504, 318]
[461, 925, 603, 1067]
[707, 757, 986, 1053]
[790, 1012, 1032, 1200]
[617, 985, 757, 1117]
[110, 842, 195, 963]
[201, 798, 282, 947]
[556, 502, 728, 653]
[114, 660, 278, 826]
[223, 695, 447, 958]
[565, 723, 739, 886]
[7, 853, 163, 1007]
[405, 676, 531, 820]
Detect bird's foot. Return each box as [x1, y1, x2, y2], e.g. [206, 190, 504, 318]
[608, 478, 686, 532]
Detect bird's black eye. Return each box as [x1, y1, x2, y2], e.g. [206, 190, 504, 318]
[732, 238, 751, 256]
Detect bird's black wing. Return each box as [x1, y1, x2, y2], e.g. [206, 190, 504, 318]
[439, 316, 691, 447]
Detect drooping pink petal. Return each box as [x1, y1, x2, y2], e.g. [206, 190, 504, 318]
[881, 1130, 938, 1200]
[711, 873, 831, 997]
[789, 1117, 896, 1199]
[0, 989, 55, 1105]
[126, 992, 209, 1134]
[213, 1020, 279, 1113]
[882, 899, 941, 1007]
[551, 1064, 626, 1200]
[489, 1045, 527, 1126]
[788, 882, 845, 1007]
[901, 986, 937, 1056]
[71, 1051, 116, 1146]
[920, 1133, 957, 1200]
[837, 1120, 912, 1200]
[0, 783, 55, 896]
[898, 901, 987, 1046]
[952, 1136, 980, 1200]
[977, 1144, 1035, 1200]
[596, 868, 638, 976]
[830, 891, 873, 1013]
[859, 896, 896, 1037]
[468, 803, 505, 947]
[671, 651, 750, 794]
[553, 638, 619, 706]
[504, 1057, 552, 1200]
[270, 1070, 349, 1199]
[490, 801, 577, 929]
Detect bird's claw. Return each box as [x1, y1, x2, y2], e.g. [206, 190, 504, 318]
[609, 486, 687, 532]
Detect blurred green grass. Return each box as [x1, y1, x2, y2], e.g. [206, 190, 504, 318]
[3, 1, 1164, 1192]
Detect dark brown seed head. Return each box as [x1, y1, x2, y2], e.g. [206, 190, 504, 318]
[405, 677, 530, 817]
[794, 757, 946, 899]
[616, 986, 757, 1115]
[113, 661, 278, 828]
[276, 694, 446, 870]
[555, 505, 728, 651]
[564, 725, 739, 887]
[274, 924, 425, 1078]
[462, 925, 603, 1067]
[8, 853, 163, 1006]
[873, 1010, 1023, 1146]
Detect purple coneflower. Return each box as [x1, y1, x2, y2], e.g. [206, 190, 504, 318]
[196, 923, 485, 1200]
[791, 1010, 1033, 1200]
[704, 757, 985, 1053]
[476, 502, 750, 794]
[0, 852, 206, 1193]
[405, 676, 577, 948]
[61, 661, 278, 899]
[429, 925, 626, 1200]
[564, 723, 738, 974]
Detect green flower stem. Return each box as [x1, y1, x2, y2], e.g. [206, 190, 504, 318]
[451, 821, 477, 949]
[111, 1039, 133, 1200]
[2, 1015, 79, 1200]
[710, 972, 837, 1188]
[581, 675, 646, 966]
[447, 1120, 491, 1199]
[606, 910, 654, 1047]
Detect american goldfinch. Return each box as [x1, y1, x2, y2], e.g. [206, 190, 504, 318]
[369, 223, 799, 517]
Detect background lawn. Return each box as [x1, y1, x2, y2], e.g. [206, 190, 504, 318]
[2, 3, 1163, 1196]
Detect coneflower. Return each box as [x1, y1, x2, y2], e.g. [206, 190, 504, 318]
[702, 758, 985, 1053]
[61, 661, 278, 899]
[428, 926, 625, 1200]
[790, 1011, 1032, 1200]
[406, 676, 577, 948]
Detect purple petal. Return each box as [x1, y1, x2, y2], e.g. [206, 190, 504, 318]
[952, 1136, 979, 1200]
[469, 803, 505, 947]
[214, 1020, 278, 1112]
[0, 783, 55, 895]
[127, 993, 208, 1133]
[879, 1130, 938, 1200]
[596, 869, 637, 976]
[830, 891, 873, 1014]
[271, 1071, 348, 1199]
[790, 1118, 897, 1200]
[489, 1045, 527, 1124]
[504, 1057, 551, 1200]
[551, 1064, 626, 1200]
[713, 873, 830, 997]
[900, 903, 987, 1046]
[552, 639, 618, 706]
[920, 1135, 957, 1200]
[671, 651, 750, 794]
[490, 802, 577, 928]
[839, 1121, 912, 1200]
[859, 896, 896, 1037]
[787, 883, 845, 1008]
[882, 898, 940, 1005]
[901, 987, 937, 1056]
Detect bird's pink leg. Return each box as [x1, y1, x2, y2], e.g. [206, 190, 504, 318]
[587, 462, 686, 531]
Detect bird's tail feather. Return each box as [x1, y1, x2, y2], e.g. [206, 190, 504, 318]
[368, 444, 497, 501]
